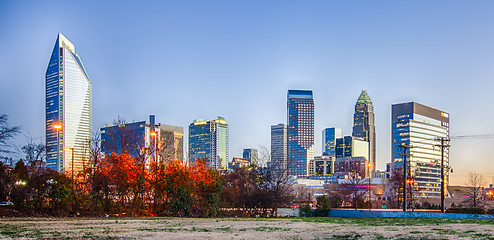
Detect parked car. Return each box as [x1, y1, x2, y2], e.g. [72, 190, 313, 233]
[0, 201, 14, 206]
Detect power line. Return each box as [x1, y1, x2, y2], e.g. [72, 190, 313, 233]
[451, 133, 494, 139]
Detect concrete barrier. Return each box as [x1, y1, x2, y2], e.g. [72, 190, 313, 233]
[328, 209, 494, 219]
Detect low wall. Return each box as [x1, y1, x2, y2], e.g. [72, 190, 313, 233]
[328, 209, 494, 219]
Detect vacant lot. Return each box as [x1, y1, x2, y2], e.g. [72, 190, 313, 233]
[0, 217, 493, 239]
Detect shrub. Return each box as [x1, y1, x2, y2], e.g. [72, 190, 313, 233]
[446, 207, 486, 214]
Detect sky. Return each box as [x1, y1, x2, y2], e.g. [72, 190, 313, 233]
[1, 1, 494, 186]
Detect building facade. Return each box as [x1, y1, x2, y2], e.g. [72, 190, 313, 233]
[101, 115, 184, 165]
[46, 33, 92, 174]
[322, 127, 342, 156]
[270, 123, 287, 173]
[392, 102, 450, 198]
[188, 117, 229, 170]
[287, 90, 314, 177]
[242, 148, 258, 166]
[335, 136, 369, 160]
[352, 90, 376, 171]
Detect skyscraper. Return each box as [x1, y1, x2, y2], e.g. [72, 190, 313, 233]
[46, 33, 92, 174]
[242, 148, 258, 166]
[188, 117, 229, 169]
[352, 90, 376, 171]
[392, 102, 450, 198]
[271, 123, 287, 173]
[322, 127, 341, 156]
[287, 90, 314, 177]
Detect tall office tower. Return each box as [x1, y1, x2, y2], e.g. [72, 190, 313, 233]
[101, 115, 184, 164]
[46, 33, 92, 174]
[352, 90, 376, 171]
[287, 90, 314, 177]
[271, 124, 287, 172]
[322, 127, 342, 156]
[392, 102, 450, 198]
[188, 117, 229, 170]
[243, 148, 258, 166]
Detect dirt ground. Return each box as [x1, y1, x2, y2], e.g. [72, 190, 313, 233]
[0, 217, 493, 239]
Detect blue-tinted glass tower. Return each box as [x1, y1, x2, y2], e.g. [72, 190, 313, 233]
[287, 90, 314, 177]
[188, 117, 229, 169]
[242, 148, 258, 166]
[322, 127, 341, 156]
[46, 33, 92, 173]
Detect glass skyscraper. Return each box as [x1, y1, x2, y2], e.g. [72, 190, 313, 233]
[46, 33, 92, 173]
[352, 90, 376, 171]
[188, 117, 229, 170]
[322, 127, 341, 156]
[287, 90, 314, 177]
[392, 102, 450, 198]
[242, 148, 258, 166]
[271, 123, 287, 173]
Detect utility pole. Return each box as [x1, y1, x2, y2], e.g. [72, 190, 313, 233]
[398, 144, 412, 212]
[435, 137, 450, 213]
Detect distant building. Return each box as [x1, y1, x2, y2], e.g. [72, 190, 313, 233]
[188, 117, 229, 170]
[45, 33, 92, 174]
[352, 90, 376, 171]
[313, 155, 335, 176]
[271, 123, 287, 173]
[230, 157, 250, 169]
[243, 148, 258, 166]
[287, 90, 314, 177]
[101, 115, 184, 165]
[322, 128, 341, 156]
[334, 156, 368, 178]
[335, 136, 369, 160]
[392, 102, 450, 198]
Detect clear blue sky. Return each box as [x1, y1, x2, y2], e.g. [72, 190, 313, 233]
[1, 1, 494, 185]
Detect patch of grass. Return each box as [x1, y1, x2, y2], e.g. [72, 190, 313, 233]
[138, 227, 178, 232]
[331, 233, 362, 239]
[216, 226, 231, 232]
[239, 228, 247, 231]
[0, 224, 29, 238]
[410, 231, 422, 234]
[255, 226, 290, 232]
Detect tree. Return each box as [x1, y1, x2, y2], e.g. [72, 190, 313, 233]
[341, 171, 367, 209]
[0, 114, 21, 161]
[21, 136, 46, 168]
[464, 171, 486, 208]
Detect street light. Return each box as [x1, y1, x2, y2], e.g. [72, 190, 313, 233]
[66, 147, 74, 183]
[150, 131, 157, 164]
[368, 162, 372, 210]
[53, 124, 62, 172]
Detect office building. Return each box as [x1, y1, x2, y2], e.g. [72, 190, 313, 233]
[45, 33, 92, 174]
[313, 155, 335, 176]
[271, 123, 287, 173]
[335, 136, 369, 160]
[287, 90, 314, 177]
[322, 127, 342, 156]
[242, 148, 258, 166]
[101, 115, 184, 164]
[188, 117, 229, 170]
[392, 102, 450, 198]
[352, 90, 376, 171]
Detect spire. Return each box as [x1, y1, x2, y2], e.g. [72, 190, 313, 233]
[356, 90, 372, 105]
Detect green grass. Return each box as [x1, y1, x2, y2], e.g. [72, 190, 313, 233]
[0, 224, 29, 238]
[255, 226, 291, 232]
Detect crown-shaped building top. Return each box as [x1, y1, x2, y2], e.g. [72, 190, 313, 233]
[356, 90, 372, 105]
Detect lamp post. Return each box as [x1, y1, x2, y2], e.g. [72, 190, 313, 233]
[53, 124, 62, 172]
[66, 147, 74, 183]
[368, 162, 372, 210]
[150, 131, 157, 164]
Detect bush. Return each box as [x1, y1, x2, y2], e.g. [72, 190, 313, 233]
[446, 207, 486, 214]
[299, 204, 311, 217]
[487, 208, 494, 215]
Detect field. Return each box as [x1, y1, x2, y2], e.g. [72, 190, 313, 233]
[0, 217, 494, 239]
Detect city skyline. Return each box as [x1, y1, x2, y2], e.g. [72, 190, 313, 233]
[1, 1, 494, 185]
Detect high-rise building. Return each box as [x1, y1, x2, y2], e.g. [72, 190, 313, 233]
[287, 90, 314, 177]
[392, 102, 450, 198]
[101, 115, 184, 164]
[270, 123, 287, 172]
[188, 117, 229, 170]
[335, 136, 369, 160]
[242, 148, 258, 166]
[46, 33, 92, 174]
[352, 90, 376, 171]
[322, 127, 342, 156]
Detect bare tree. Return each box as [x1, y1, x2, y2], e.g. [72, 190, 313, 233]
[0, 114, 21, 161]
[464, 171, 486, 208]
[21, 135, 46, 168]
[341, 171, 367, 210]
